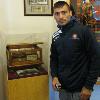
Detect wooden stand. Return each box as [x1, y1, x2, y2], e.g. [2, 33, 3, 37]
[7, 75, 49, 100]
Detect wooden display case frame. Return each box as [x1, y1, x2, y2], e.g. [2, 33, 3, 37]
[6, 43, 43, 68]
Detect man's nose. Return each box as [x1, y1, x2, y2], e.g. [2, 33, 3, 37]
[59, 13, 63, 19]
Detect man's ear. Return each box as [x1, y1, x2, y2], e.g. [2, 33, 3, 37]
[70, 11, 72, 16]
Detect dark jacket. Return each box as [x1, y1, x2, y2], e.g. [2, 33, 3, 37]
[50, 19, 100, 92]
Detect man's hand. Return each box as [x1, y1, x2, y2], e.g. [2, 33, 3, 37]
[52, 77, 61, 90]
[80, 87, 92, 100]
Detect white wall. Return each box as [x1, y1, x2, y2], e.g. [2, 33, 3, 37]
[0, 0, 8, 100]
[0, 0, 55, 100]
[0, 0, 8, 32]
[5, 0, 54, 34]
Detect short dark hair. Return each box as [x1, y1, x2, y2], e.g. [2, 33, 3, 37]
[53, 1, 70, 11]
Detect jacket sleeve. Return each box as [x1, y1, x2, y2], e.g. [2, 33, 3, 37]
[83, 26, 100, 90]
[50, 39, 59, 78]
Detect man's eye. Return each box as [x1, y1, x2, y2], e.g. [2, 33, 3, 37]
[54, 12, 59, 16]
[62, 11, 67, 15]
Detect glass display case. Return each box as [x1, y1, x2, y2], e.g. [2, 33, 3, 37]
[6, 42, 47, 80]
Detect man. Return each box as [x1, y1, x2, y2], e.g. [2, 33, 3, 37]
[50, 1, 100, 100]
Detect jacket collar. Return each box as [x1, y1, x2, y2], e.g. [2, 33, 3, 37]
[57, 17, 76, 33]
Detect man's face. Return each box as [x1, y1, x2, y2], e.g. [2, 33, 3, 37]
[53, 5, 72, 26]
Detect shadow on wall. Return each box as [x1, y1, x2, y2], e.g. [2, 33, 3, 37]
[0, 32, 7, 100]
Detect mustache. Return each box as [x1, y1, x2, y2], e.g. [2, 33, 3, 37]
[59, 19, 70, 23]
[59, 19, 66, 22]
[59, 17, 71, 21]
